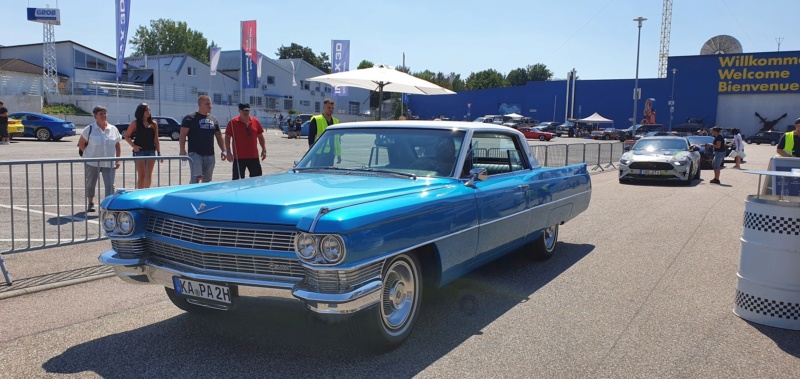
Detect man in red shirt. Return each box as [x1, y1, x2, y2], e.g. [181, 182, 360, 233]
[225, 103, 267, 179]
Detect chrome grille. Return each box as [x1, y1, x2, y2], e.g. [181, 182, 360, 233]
[305, 260, 384, 293]
[146, 215, 296, 251]
[111, 239, 147, 258]
[629, 162, 674, 170]
[147, 240, 305, 278]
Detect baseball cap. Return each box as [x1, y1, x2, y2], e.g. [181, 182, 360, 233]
[238, 103, 251, 111]
[794, 118, 800, 125]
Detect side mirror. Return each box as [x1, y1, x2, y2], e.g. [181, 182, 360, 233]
[465, 168, 488, 187]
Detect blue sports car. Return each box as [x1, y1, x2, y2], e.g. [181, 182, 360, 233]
[98, 121, 592, 350]
[8, 112, 77, 141]
[281, 120, 311, 137]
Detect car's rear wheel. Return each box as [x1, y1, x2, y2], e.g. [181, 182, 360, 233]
[770, 141, 777, 146]
[529, 224, 559, 260]
[170, 131, 180, 141]
[350, 253, 422, 352]
[745, 139, 752, 144]
[539, 136, 546, 141]
[35, 128, 52, 141]
[164, 287, 220, 315]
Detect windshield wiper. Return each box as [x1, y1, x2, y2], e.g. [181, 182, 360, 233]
[348, 168, 417, 179]
[293, 166, 417, 179]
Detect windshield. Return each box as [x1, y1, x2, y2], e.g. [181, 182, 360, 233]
[296, 127, 466, 178]
[632, 138, 689, 152]
[687, 136, 713, 145]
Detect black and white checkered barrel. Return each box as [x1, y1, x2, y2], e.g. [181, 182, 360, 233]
[734, 195, 800, 330]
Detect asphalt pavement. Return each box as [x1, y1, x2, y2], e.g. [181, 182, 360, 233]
[1, 131, 798, 377]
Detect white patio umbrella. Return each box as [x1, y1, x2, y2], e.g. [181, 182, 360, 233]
[307, 64, 455, 119]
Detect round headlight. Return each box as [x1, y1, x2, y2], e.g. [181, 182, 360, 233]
[319, 235, 344, 263]
[117, 212, 135, 234]
[101, 211, 117, 232]
[295, 233, 317, 260]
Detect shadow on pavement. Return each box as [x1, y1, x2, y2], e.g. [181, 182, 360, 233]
[42, 242, 594, 377]
[750, 322, 800, 358]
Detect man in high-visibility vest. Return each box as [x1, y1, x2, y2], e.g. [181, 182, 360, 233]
[776, 118, 800, 157]
[308, 98, 341, 165]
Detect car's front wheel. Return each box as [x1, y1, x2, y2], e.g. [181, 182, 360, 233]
[351, 253, 422, 351]
[170, 131, 180, 141]
[539, 136, 546, 141]
[529, 224, 559, 260]
[771, 141, 777, 146]
[35, 128, 52, 141]
[164, 287, 220, 315]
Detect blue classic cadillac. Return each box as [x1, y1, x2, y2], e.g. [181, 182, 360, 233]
[99, 121, 591, 350]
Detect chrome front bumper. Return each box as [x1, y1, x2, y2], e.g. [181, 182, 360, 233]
[99, 250, 381, 315]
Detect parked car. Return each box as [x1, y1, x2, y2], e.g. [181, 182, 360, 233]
[620, 124, 666, 141]
[745, 131, 783, 146]
[518, 126, 555, 141]
[6, 118, 24, 139]
[590, 128, 619, 140]
[535, 121, 563, 136]
[8, 112, 76, 141]
[115, 116, 182, 141]
[473, 115, 502, 124]
[618, 136, 701, 184]
[282, 120, 311, 136]
[686, 135, 716, 169]
[98, 121, 592, 351]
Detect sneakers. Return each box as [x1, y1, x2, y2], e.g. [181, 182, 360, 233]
[709, 179, 720, 184]
[87, 202, 95, 212]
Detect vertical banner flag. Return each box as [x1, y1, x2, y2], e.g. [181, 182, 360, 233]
[332, 40, 350, 96]
[115, 0, 131, 79]
[209, 47, 222, 75]
[256, 53, 264, 78]
[240, 20, 258, 89]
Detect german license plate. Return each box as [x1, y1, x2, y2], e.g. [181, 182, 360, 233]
[640, 170, 661, 175]
[173, 277, 231, 304]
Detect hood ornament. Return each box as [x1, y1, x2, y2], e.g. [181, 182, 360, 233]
[191, 202, 221, 215]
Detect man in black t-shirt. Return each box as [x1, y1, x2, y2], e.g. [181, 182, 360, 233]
[179, 95, 227, 183]
[0, 101, 9, 145]
[710, 126, 726, 184]
[776, 118, 800, 158]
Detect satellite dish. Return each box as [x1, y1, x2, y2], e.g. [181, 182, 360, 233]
[700, 35, 743, 55]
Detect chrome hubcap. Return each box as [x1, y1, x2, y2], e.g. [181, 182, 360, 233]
[544, 226, 556, 250]
[381, 260, 416, 331]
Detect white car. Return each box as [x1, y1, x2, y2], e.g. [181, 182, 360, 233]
[618, 136, 701, 185]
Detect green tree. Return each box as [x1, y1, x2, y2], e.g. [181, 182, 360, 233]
[527, 63, 553, 81]
[506, 68, 529, 86]
[129, 19, 215, 63]
[357, 60, 374, 69]
[465, 69, 507, 90]
[277, 43, 330, 73]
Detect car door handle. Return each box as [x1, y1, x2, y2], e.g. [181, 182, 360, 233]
[517, 185, 529, 190]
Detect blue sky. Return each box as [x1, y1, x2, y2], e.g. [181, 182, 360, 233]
[5, 0, 799, 80]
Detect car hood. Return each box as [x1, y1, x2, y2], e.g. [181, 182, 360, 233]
[103, 171, 456, 225]
[624, 149, 692, 162]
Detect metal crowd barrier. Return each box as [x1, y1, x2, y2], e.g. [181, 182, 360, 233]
[0, 155, 193, 285]
[530, 142, 623, 170]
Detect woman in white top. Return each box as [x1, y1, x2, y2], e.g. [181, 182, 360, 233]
[731, 128, 744, 169]
[78, 105, 121, 212]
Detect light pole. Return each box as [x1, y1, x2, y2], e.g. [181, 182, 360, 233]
[669, 68, 677, 129]
[632, 17, 646, 132]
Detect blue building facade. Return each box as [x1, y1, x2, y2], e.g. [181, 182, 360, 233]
[409, 50, 800, 136]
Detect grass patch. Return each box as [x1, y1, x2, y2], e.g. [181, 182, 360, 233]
[43, 103, 91, 116]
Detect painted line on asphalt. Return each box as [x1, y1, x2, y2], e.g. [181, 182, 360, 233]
[0, 203, 98, 224]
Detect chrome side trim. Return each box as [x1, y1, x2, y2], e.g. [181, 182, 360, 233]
[305, 188, 592, 271]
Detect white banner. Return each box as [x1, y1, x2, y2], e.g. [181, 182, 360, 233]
[209, 47, 222, 75]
